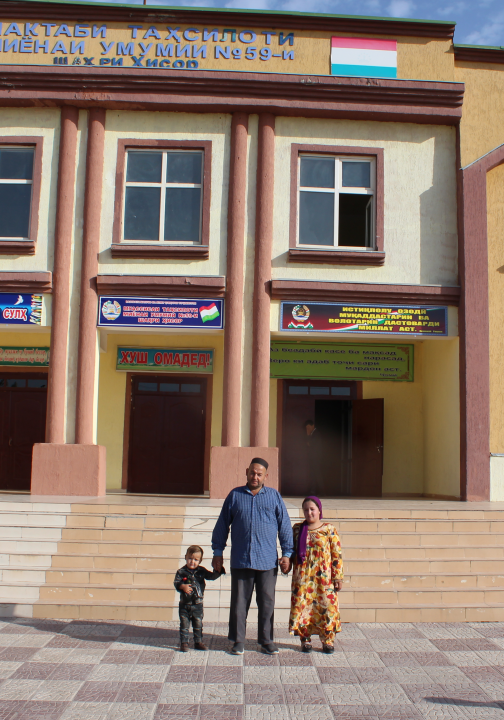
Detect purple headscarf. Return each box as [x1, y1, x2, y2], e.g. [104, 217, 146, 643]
[297, 496, 323, 563]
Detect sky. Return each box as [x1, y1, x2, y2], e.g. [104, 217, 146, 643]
[82, 0, 504, 47]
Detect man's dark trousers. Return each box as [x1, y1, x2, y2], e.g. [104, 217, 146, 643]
[179, 602, 203, 644]
[228, 567, 278, 645]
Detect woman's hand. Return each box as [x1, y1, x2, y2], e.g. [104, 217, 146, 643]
[279, 557, 291, 575]
[334, 581, 343, 592]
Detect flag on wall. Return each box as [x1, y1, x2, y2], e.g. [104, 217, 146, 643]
[331, 37, 397, 79]
[199, 302, 220, 323]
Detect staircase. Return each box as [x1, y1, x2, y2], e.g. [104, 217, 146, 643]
[0, 497, 503, 622]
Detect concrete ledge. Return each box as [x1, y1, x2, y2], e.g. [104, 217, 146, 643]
[209, 447, 279, 499]
[31, 444, 106, 497]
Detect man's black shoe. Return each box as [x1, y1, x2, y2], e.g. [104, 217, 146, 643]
[261, 643, 279, 655]
[230, 642, 244, 655]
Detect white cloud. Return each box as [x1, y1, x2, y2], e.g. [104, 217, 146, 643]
[387, 0, 415, 16]
[436, 2, 465, 17]
[464, 9, 504, 45]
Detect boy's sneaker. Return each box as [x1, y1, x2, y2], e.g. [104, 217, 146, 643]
[194, 642, 208, 651]
[230, 642, 244, 655]
[180, 642, 189, 652]
[261, 643, 279, 655]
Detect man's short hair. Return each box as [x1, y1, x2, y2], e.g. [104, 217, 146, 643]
[250, 457, 269, 470]
[304, 419, 315, 427]
[186, 545, 203, 558]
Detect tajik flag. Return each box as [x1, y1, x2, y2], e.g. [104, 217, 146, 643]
[199, 303, 220, 323]
[331, 37, 397, 79]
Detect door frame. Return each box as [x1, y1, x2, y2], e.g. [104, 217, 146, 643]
[121, 371, 213, 494]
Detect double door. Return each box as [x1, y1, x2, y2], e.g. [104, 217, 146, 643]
[0, 374, 47, 491]
[128, 375, 207, 495]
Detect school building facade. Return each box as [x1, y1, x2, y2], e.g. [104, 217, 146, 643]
[0, 0, 503, 503]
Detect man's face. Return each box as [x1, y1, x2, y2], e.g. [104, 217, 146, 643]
[186, 553, 202, 570]
[246, 463, 267, 491]
[305, 423, 315, 436]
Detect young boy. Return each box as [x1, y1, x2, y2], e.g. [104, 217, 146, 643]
[174, 544, 225, 652]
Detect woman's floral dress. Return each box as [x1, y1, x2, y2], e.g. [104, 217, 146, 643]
[289, 522, 344, 644]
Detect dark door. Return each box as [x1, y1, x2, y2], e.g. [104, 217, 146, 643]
[351, 398, 384, 497]
[128, 376, 206, 495]
[0, 374, 48, 491]
[314, 400, 351, 497]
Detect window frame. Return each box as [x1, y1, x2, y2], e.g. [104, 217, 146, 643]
[112, 139, 212, 260]
[0, 137, 43, 256]
[289, 144, 384, 266]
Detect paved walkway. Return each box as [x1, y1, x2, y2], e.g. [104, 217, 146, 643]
[0, 620, 503, 718]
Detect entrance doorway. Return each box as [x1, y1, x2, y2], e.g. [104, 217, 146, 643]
[280, 380, 383, 498]
[0, 373, 48, 491]
[127, 375, 207, 495]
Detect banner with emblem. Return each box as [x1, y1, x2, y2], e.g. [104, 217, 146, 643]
[98, 297, 223, 329]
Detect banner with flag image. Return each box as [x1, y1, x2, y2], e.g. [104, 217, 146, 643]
[331, 37, 397, 79]
[199, 302, 220, 324]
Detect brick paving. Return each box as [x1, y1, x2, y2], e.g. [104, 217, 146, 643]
[0, 620, 503, 718]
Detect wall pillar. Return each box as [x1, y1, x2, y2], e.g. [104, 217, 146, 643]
[221, 113, 248, 447]
[250, 113, 275, 447]
[32, 108, 106, 496]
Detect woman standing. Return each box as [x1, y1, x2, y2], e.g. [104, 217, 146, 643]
[289, 496, 344, 653]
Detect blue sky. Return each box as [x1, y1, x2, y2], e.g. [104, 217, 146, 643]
[86, 0, 504, 47]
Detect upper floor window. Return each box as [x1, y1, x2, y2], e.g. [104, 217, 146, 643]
[0, 147, 35, 240]
[123, 149, 203, 244]
[298, 155, 375, 249]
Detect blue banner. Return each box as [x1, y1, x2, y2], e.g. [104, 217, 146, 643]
[98, 297, 224, 329]
[0, 294, 42, 325]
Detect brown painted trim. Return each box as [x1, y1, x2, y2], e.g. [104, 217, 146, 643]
[276, 379, 284, 491]
[289, 144, 384, 255]
[288, 249, 385, 265]
[356, 381, 363, 400]
[270, 279, 461, 306]
[75, 108, 106, 446]
[0, 136, 43, 251]
[112, 139, 212, 253]
[454, 46, 504, 64]
[456, 143, 504, 501]
[0, 67, 464, 126]
[250, 113, 275, 448]
[96, 274, 226, 299]
[4, 1, 456, 37]
[222, 113, 248, 447]
[121, 373, 133, 491]
[46, 106, 79, 445]
[110, 244, 209, 260]
[0, 271, 52, 293]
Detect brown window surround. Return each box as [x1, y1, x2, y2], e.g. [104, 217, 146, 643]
[111, 139, 212, 260]
[289, 144, 384, 266]
[0, 137, 43, 256]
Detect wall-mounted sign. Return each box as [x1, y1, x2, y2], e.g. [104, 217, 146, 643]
[98, 297, 223, 330]
[281, 302, 447, 336]
[271, 341, 414, 382]
[0, 294, 42, 325]
[0, 347, 50, 366]
[117, 347, 213, 373]
[331, 37, 397, 79]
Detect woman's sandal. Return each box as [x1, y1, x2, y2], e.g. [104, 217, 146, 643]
[300, 639, 312, 653]
[322, 643, 335, 654]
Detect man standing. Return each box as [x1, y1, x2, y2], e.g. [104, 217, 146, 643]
[211, 458, 293, 655]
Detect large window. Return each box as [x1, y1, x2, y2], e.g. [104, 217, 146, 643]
[0, 147, 35, 240]
[298, 155, 375, 248]
[123, 149, 203, 243]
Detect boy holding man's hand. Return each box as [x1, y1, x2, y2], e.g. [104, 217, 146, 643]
[174, 544, 225, 652]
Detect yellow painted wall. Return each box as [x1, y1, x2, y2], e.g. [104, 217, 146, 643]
[273, 117, 458, 287]
[422, 338, 460, 498]
[487, 163, 504, 453]
[363, 343, 424, 495]
[0, 330, 51, 355]
[456, 63, 504, 167]
[97, 331, 224, 489]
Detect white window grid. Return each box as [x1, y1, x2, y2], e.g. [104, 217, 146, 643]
[297, 154, 375, 249]
[0, 145, 34, 241]
[123, 148, 204, 244]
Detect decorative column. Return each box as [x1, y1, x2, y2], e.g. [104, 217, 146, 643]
[75, 108, 106, 446]
[250, 113, 275, 447]
[221, 113, 248, 447]
[46, 106, 79, 444]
